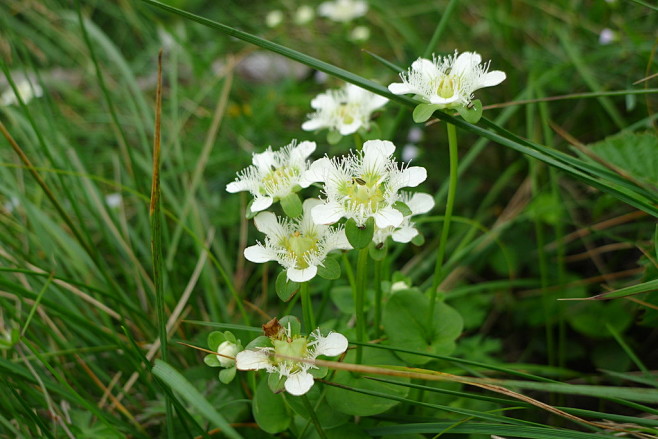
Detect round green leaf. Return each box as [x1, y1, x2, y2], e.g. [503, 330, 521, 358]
[345, 217, 374, 249]
[253, 377, 292, 434]
[218, 367, 236, 384]
[276, 271, 300, 302]
[369, 240, 387, 261]
[280, 192, 303, 218]
[317, 257, 341, 280]
[383, 289, 463, 365]
[412, 103, 441, 123]
[325, 348, 409, 416]
[327, 130, 342, 145]
[278, 315, 302, 336]
[456, 99, 483, 124]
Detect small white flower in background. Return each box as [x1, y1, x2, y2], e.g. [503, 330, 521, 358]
[373, 192, 434, 245]
[599, 28, 616, 45]
[388, 51, 506, 109]
[226, 141, 316, 214]
[266, 10, 284, 28]
[216, 340, 239, 367]
[0, 79, 43, 106]
[244, 198, 352, 282]
[105, 193, 122, 209]
[349, 25, 371, 42]
[391, 280, 410, 292]
[401, 144, 420, 162]
[303, 140, 427, 228]
[318, 0, 368, 23]
[407, 126, 424, 143]
[302, 83, 388, 136]
[236, 325, 348, 396]
[295, 5, 315, 25]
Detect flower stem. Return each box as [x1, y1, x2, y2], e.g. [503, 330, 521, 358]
[301, 394, 328, 439]
[300, 282, 315, 332]
[355, 248, 369, 363]
[374, 258, 383, 338]
[428, 122, 459, 325]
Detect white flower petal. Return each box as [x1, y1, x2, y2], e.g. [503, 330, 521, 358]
[452, 51, 481, 76]
[284, 372, 315, 396]
[287, 265, 318, 282]
[411, 58, 439, 79]
[250, 196, 274, 212]
[338, 120, 362, 135]
[315, 332, 348, 357]
[252, 149, 276, 170]
[235, 350, 270, 370]
[392, 226, 418, 243]
[302, 157, 333, 184]
[302, 119, 324, 131]
[399, 166, 427, 188]
[388, 82, 417, 96]
[476, 70, 506, 89]
[244, 245, 277, 263]
[311, 201, 344, 225]
[374, 206, 404, 228]
[407, 192, 435, 215]
[226, 180, 250, 193]
[428, 94, 461, 106]
[253, 211, 283, 236]
[290, 141, 316, 162]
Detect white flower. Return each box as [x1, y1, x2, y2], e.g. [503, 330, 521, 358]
[236, 327, 348, 396]
[295, 5, 315, 25]
[388, 51, 506, 109]
[216, 340, 239, 367]
[265, 10, 284, 28]
[1, 79, 43, 106]
[349, 25, 370, 42]
[105, 193, 122, 209]
[373, 192, 434, 244]
[302, 83, 388, 136]
[226, 140, 315, 213]
[244, 199, 351, 282]
[318, 0, 368, 23]
[599, 28, 616, 45]
[303, 140, 427, 228]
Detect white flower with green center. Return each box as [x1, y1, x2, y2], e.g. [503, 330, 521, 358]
[318, 0, 368, 23]
[373, 192, 434, 245]
[226, 141, 315, 213]
[244, 198, 351, 282]
[302, 83, 388, 136]
[236, 327, 348, 396]
[388, 51, 506, 109]
[303, 140, 427, 228]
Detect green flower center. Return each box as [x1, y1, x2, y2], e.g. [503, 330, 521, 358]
[435, 75, 458, 99]
[337, 102, 357, 125]
[340, 176, 386, 211]
[281, 232, 319, 269]
[272, 337, 308, 372]
[261, 166, 298, 194]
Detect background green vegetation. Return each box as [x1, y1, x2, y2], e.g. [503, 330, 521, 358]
[1, 0, 657, 437]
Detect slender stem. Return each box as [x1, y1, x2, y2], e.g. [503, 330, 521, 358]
[355, 248, 369, 363]
[301, 394, 328, 439]
[300, 282, 315, 332]
[374, 258, 383, 339]
[428, 122, 459, 324]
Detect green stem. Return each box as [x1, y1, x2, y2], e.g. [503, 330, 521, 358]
[301, 394, 328, 439]
[355, 248, 369, 363]
[300, 282, 315, 332]
[428, 122, 458, 324]
[374, 258, 383, 339]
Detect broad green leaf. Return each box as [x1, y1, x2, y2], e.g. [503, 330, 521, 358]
[152, 360, 242, 439]
[383, 289, 463, 365]
[567, 300, 633, 339]
[588, 131, 658, 187]
[412, 104, 441, 123]
[284, 385, 349, 429]
[280, 192, 303, 218]
[325, 348, 409, 416]
[457, 99, 483, 123]
[345, 217, 374, 249]
[317, 257, 341, 280]
[276, 271, 299, 302]
[253, 377, 292, 434]
[369, 240, 387, 261]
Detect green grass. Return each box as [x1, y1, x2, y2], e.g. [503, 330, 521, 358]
[1, 0, 657, 437]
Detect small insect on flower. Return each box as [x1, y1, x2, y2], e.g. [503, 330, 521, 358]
[236, 317, 349, 396]
[226, 140, 316, 214]
[388, 51, 506, 110]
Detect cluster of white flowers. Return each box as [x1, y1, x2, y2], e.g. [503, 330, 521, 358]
[302, 83, 388, 136]
[236, 323, 348, 395]
[388, 51, 506, 109]
[265, 0, 366, 29]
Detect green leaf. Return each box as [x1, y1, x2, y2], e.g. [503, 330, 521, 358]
[253, 377, 292, 433]
[218, 367, 236, 384]
[582, 278, 658, 300]
[268, 372, 286, 393]
[412, 104, 441, 123]
[245, 198, 257, 219]
[567, 300, 633, 339]
[457, 99, 483, 124]
[369, 240, 387, 261]
[203, 353, 220, 368]
[280, 192, 303, 218]
[245, 336, 271, 350]
[278, 315, 301, 336]
[275, 271, 299, 302]
[345, 217, 374, 249]
[325, 348, 409, 416]
[285, 386, 349, 429]
[411, 233, 425, 246]
[383, 289, 463, 365]
[152, 360, 242, 439]
[317, 257, 341, 280]
[327, 130, 343, 145]
[588, 130, 658, 187]
[207, 331, 227, 351]
[392, 201, 412, 217]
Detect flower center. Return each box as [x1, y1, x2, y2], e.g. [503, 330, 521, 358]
[272, 337, 308, 372]
[282, 231, 319, 269]
[341, 176, 385, 211]
[336, 102, 358, 125]
[261, 166, 298, 194]
[435, 75, 458, 99]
